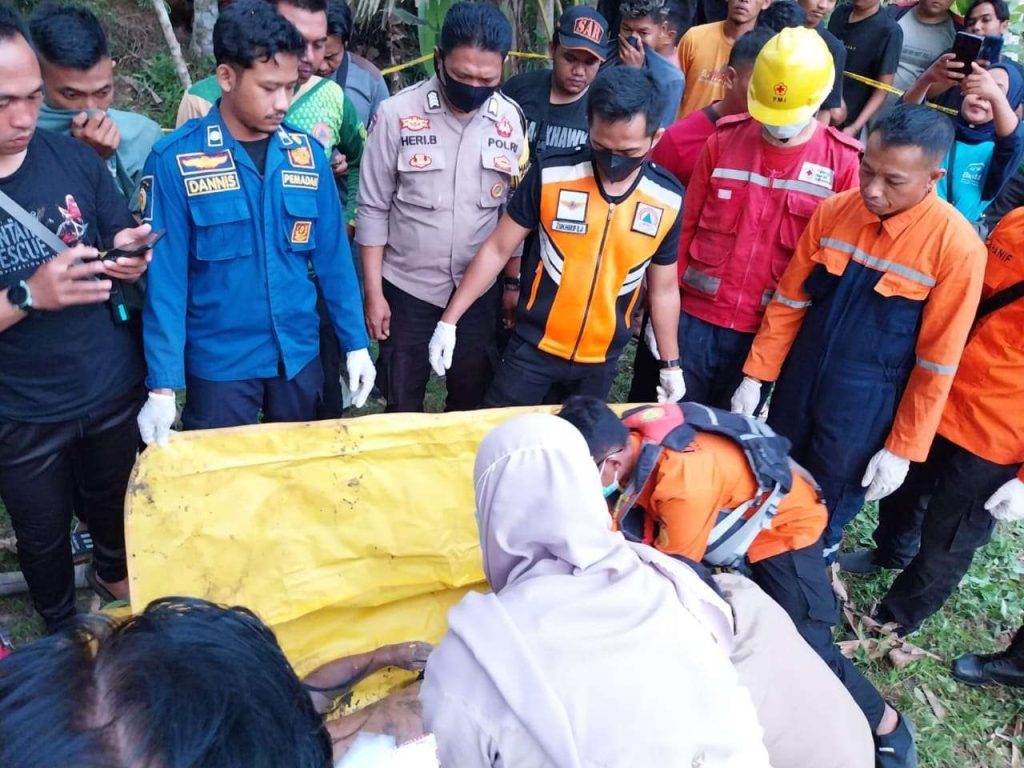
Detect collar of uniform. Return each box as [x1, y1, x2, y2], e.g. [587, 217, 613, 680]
[422, 74, 501, 121]
[879, 191, 940, 239]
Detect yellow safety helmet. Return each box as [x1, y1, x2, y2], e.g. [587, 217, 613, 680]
[747, 26, 835, 127]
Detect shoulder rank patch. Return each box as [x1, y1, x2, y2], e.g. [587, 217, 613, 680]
[291, 220, 312, 244]
[400, 115, 431, 131]
[206, 125, 224, 148]
[176, 150, 235, 176]
[138, 175, 154, 222]
[426, 90, 442, 111]
[486, 97, 499, 118]
[277, 127, 294, 146]
[287, 145, 315, 169]
[185, 171, 240, 197]
[408, 153, 432, 169]
[493, 155, 512, 173]
[632, 202, 663, 237]
[281, 170, 319, 191]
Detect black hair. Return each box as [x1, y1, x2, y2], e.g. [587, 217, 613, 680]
[659, 0, 691, 43]
[966, 0, 1010, 22]
[728, 26, 774, 69]
[0, 3, 29, 43]
[755, 0, 807, 32]
[587, 65, 665, 136]
[214, 0, 306, 68]
[0, 598, 332, 768]
[869, 103, 955, 163]
[271, 0, 328, 12]
[620, 0, 666, 21]
[29, 3, 108, 69]
[326, 0, 353, 43]
[439, 2, 512, 57]
[558, 396, 629, 459]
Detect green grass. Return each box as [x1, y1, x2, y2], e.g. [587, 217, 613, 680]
[2, 347, 1023, 765]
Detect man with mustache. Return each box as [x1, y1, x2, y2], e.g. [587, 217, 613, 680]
[137, 0, 373, 445]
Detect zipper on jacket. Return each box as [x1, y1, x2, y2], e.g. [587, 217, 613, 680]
[569, 202, 616, 362]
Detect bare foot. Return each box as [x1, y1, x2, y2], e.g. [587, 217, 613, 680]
[381, 641, 433, 671]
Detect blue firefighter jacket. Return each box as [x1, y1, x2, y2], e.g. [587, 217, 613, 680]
[141, 107, 368, 390]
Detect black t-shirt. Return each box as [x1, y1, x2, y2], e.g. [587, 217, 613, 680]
[502, 70, 590, 158]
[817, 25, 847, 111]
[239, 136, 271, 174]
[827, 4, 903, 127]
[507, 147, 681, 267]
[0, 129, 143, 422]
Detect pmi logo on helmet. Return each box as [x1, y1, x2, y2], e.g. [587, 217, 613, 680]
[772, 82, 788, 104]
[573, 17, 603, 43]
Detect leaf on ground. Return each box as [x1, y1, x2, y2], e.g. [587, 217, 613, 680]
[829, 563, 849, 604]
[921, 685, 946, 720]
[838, 638, 874, 659]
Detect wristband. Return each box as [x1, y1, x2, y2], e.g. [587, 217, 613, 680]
[658, 358, 681, 370]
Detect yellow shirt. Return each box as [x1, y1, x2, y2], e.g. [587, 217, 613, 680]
[676, 22, 734, 119]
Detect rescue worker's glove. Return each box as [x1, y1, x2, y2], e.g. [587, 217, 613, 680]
[985, 478, 1024, 522]
[138, 391, 177, 448]
[428, 321, 457, 377]
[657, 368, 685, 403]
[346, 348, 377, 409]
[730, 376, 762, 417]
[861, 448, 910, 502]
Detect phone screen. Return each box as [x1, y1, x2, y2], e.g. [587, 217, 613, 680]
[980, 35, 1003, 63]
[952, 32, 985, 70]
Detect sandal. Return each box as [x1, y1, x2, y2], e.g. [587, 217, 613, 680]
[85, 562, 118, 604]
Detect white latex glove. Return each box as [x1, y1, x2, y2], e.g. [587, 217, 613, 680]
[346, 348, 376, 409]
[428, 321, 456, 377]
[657, 367, 685, 403]
[644, 318, 660, 360]
[985, 478, 1024, 522]
[137, 391, 177, 448]
[731, 376, 762, 417]
[861, 448, 911, 502]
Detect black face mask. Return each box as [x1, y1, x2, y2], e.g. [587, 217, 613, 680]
[591, 144, 648, 183]
[438, 58, 497, 113]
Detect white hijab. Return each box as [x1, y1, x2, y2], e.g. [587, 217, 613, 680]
[423, 414, 769, 768]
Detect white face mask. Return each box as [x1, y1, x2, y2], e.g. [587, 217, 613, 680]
[764, 119, 812, 141]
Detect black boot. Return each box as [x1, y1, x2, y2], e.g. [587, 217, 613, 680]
[876, 712, 917, 768]
[952, 627, 1024, 687]
[839, 549, 884, 575]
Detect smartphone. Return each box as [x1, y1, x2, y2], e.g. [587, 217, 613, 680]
[980, 35, 1003, 64]
[102, 229, 165, 261]
[951, 31, 985, 71]
[626, 35, 640, 49]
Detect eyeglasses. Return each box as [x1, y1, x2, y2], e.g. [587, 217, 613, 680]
[596, 448, 624, 471]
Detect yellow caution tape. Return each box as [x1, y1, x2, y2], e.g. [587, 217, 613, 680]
[842, 70, 960, 117]
[380, 50, 551, 76]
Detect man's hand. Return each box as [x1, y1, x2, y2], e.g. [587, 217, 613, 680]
[657, 367, 685, 403]
[70, 111, 120, 160]
[924, 53, 966, 89]
[138, 390, 177, 448]
[105, 223, 153, 283]
[618, 33, 645, 68]
[731, 376, 763, 417]
[346, 348, 376, 408]
[841, 124, 862, 138]
[330, 151, 349, 177]
[501, 285, 518, 330]
[861, 448, 911, 502]
[428, 321, 456, 376]
[985, 478, 1024, 522]
[364, 291, 391, 340]
[380, 641, 434, 671]
[25, 245, 111, 310]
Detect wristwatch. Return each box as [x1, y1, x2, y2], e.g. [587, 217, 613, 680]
[6, 280, 32, 311]
[503, 276, 521, 291]
[658, 357, 681, 369]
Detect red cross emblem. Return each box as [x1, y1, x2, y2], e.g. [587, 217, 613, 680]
[774, 82, 788, 96]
